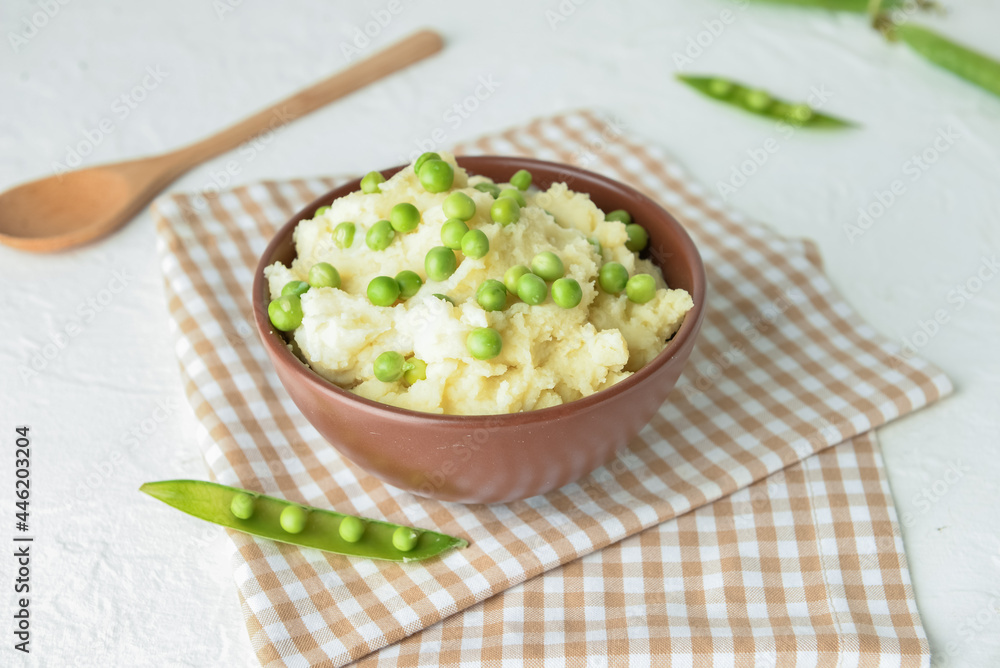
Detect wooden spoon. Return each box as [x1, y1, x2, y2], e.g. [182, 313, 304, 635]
[0, 29, 443, 253]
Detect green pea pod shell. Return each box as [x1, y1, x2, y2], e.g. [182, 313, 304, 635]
[140, 480, 467, 562]
[676, 75, 857, 128]
[747, 0, 874, 11]
[895, 24, 1000, 99]
[746, 0, 924, 12]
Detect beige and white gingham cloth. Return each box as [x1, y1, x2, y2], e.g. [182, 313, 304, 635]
[153, 110, 950, 667]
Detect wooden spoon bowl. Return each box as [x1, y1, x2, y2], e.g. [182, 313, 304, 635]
[0, 157, 180, 252]
[0, 29, 443, 253]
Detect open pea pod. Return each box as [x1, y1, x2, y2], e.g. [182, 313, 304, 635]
[676, 74, 857, 128]
[140, 480, 467, 562]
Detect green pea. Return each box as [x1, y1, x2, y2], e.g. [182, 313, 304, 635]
[498, 188, 526, 206]
[474, 181, 501, 198]
[598, 262, 629, 294]
[466, 327, 503, 361]
[516, 273, 548, 305]
[742, 89, 772, 112]
[413, 151, 440, 174]
[626, 274, 657, 304]
[281, 280, 310, 297]
[392, 526, 419, 552]
[788, 103, 813, 123]
[461, 229, 489, 259]
[476, 279, 508, 312]
[625, 224, 649, 252]
[395, 270, 423, 300]
[279, 505, 307, 534]
[606, 209, 632, 224]
[333, 222, 356, 249]
[425, 246, 457, 282]
[230, 493, 255, 520]
[314, 205, 330, 217]
[373, 351, 405, 382]
[308, 262, 341, 289]
[510, 169, 532, 191]
[367, 276, 400, 306]
[530, 251, 564, 281]
[390, 203, 421, 233]
[433, 293, 455, 305]
[366, 220, 395, 250]
[338, 516, 365, 543]
[490, 197, 521, 226]
[403, 358, 427, 386]
[707, 78, 734, 97]
[587, 237, 603, 257]
[418, 159, 454, 193]
[504, 265, 530, 293]
[440, 219, 469, 249]
[443, 192, 477, 221]
[360, 171, 385, 194]
[551, 277, 583, 309]
[267, 295, 303, 331]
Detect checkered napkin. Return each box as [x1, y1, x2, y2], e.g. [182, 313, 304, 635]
[152, 111, 950, 667]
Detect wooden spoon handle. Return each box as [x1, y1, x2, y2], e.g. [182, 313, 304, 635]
[168, 29, 443, 168]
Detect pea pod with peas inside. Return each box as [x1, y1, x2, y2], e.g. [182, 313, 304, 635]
[140, 480, 467, 562]
[676, 75, 857, 128]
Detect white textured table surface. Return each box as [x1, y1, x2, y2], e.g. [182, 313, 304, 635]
[1, 1, 998, 666]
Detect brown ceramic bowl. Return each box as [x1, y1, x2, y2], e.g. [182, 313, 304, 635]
[253, 156, 705, 504]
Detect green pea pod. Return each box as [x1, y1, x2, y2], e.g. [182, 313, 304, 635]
[140, 480, 467, 562]
[747, 0, 933, 12]
[748, 0, 877, 11]
[676, 75, 858, 128]
[894, 24, 1000, 99]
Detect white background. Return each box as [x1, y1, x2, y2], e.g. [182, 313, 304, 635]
[1, 0, 998, 666]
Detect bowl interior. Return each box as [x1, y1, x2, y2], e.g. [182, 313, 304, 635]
[254, 155, 706, 421]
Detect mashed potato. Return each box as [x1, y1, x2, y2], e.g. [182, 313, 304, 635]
[265, 153, 692, 415]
